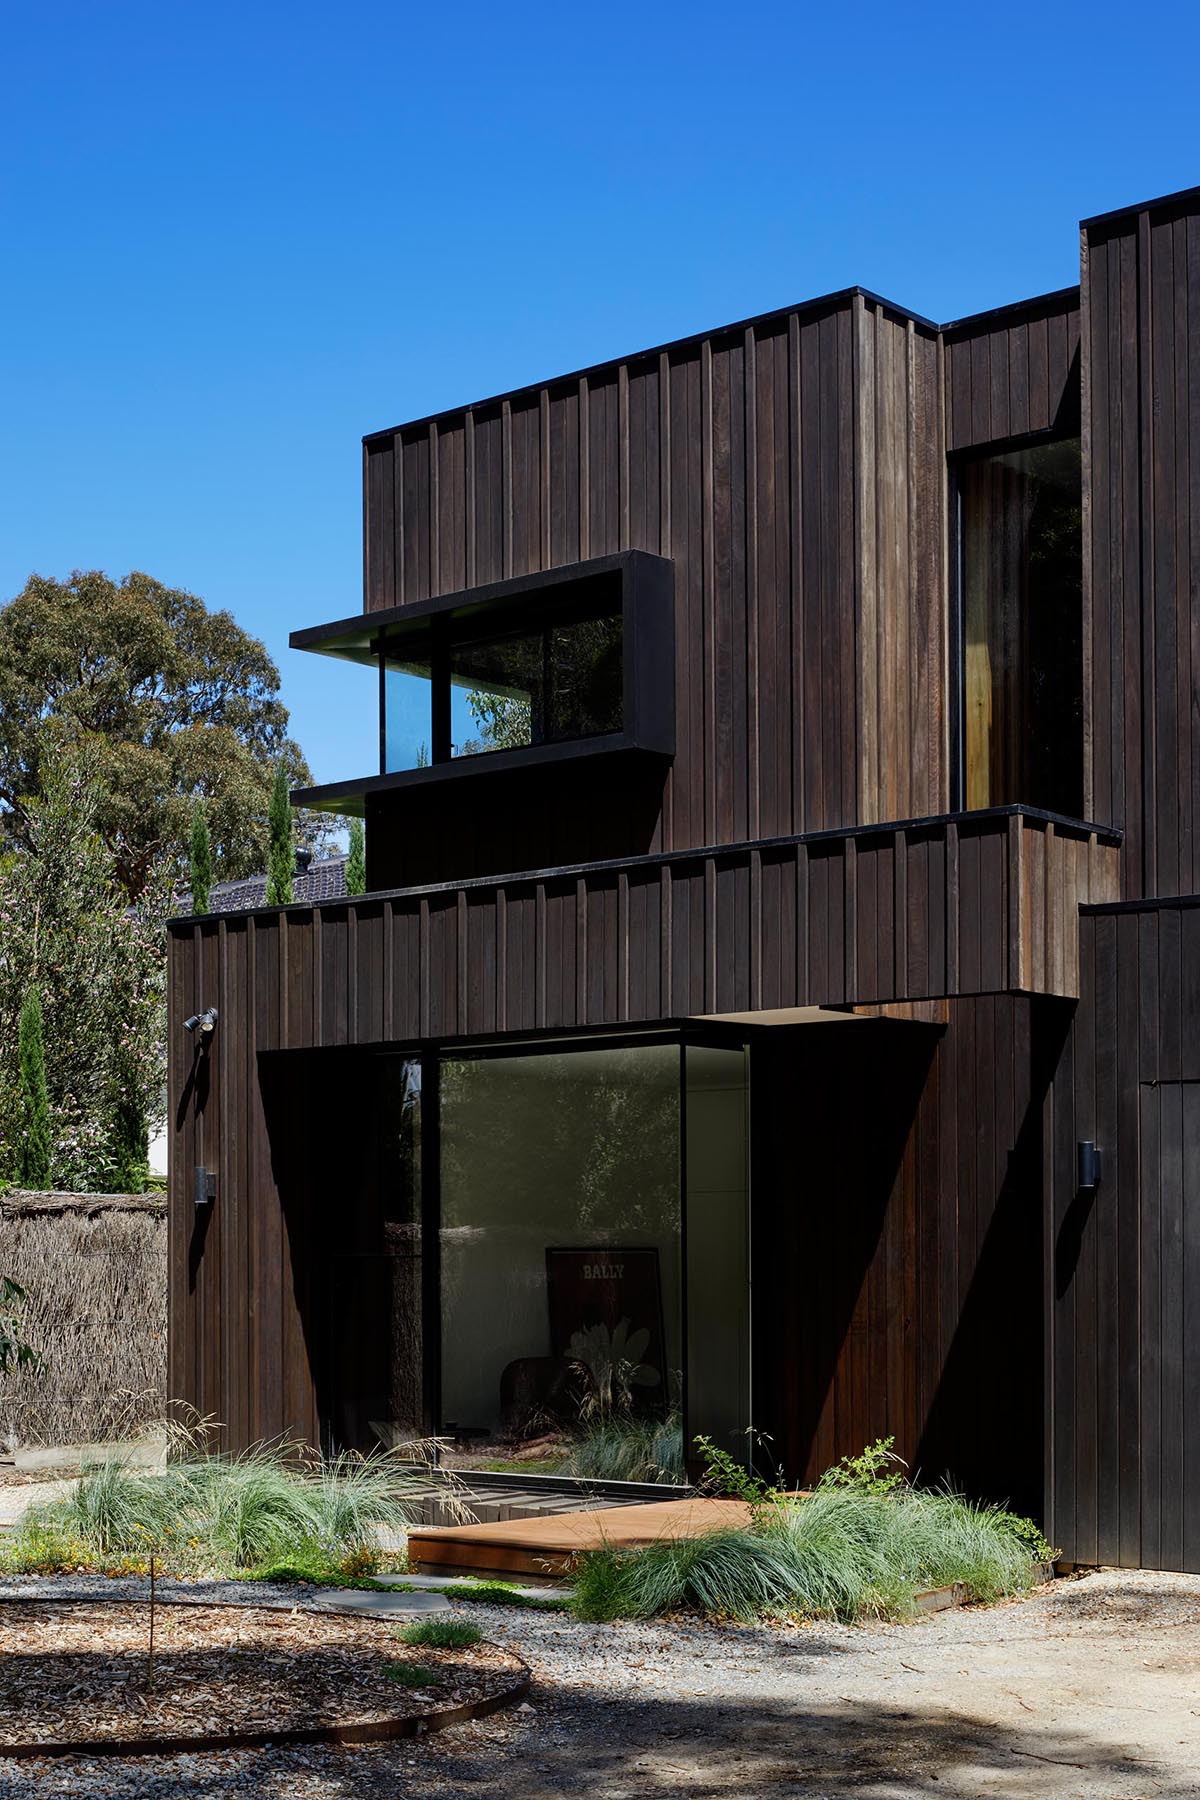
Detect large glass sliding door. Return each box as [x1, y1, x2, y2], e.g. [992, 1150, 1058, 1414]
[438, 1041, 684, 1471]
[320, 1033, 751, 1479]
[437, 1035, 750, 1479]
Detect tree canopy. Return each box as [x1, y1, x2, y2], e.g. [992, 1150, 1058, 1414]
[0, 570, 329, 899]
[0, 749, 167, 1191]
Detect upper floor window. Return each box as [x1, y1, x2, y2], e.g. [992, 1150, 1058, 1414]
[956, 436, 1083, 816]
[384, 593, 623, 773]
[288, 551, 674, 814]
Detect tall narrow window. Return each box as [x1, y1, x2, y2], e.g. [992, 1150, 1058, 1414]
[958, 437, 1083, 815]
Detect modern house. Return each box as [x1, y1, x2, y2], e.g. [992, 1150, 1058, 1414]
[169, 183, 1200, 1573]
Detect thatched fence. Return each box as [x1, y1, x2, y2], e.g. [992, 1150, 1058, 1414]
[0, 1190, 166, 1447]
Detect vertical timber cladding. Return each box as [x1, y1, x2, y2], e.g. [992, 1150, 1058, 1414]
[1050, 900, 1200, 1575]
[753, 997, 1067, 1516]
[167, 815, 1117, 1452]
[1084, 189, 1200, 899]
[361, 292, 949, 876]
[943, 289, 1082, 453]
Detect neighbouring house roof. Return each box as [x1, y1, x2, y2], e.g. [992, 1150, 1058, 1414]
[181, 853, 349, 915]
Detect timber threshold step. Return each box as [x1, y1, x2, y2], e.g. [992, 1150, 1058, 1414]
[407, 1497, 753, 1579]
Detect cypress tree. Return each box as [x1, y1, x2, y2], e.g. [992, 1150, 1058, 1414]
[107, 1077, 148, 1194]
[17, 987, 51, 1189]
[346, 817, 366, 896]
[265, 764, 293, 906]
[189, 797, 212, 914]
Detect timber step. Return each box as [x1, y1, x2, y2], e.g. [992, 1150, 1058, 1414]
[408, 1497, 753, 1580]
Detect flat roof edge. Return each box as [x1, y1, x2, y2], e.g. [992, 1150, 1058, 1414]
[1081, 182, 1200, 231]
[940, 285, 1081, 336]
[361, 285, 940, 446]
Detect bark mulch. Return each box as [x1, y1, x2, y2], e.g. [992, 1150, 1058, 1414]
[0, 1600, 528, 1756]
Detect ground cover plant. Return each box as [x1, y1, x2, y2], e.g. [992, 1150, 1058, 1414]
[572, 1436, 1055, 1624]
[2, 1431, 462, 1579]
[383, 1660, 444, 1688]
[396, 1617, 482, 1649]
[448, 1579, 572, 1612]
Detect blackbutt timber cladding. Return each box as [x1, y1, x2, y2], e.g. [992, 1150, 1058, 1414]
[755, 998, 1062, 1516]
[362, 292, 948, 877]
[169, 812, 1116, 1054]
[1084, 193, 1200, 899]
[1049, 898, 1200, 1575]
[943, 288, 1081, 451]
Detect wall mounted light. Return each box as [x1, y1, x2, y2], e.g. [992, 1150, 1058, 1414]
[183, 1007, 219, 1038]
[1077, 1140, 1103, 1191]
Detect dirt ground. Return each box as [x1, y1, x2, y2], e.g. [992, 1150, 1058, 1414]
[0, 1569, 1195, 1796]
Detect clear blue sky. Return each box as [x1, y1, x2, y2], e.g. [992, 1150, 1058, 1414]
[2, 1, 1196, 788]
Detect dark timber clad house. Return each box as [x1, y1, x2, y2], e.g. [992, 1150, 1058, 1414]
[169, 184, 1200, 1572]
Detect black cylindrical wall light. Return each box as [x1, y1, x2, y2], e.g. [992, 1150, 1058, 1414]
[1077, 1140, 1103, 1191]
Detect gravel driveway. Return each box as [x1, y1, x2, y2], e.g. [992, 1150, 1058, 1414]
[0, 1569, 1196, 1797]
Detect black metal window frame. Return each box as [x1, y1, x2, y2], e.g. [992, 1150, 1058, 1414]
[290, 550, 675, 814]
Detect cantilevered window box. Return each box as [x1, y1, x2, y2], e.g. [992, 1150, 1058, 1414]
[290, 550, 675, 815]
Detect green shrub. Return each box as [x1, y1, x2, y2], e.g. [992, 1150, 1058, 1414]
[17, 987, 51, 1189]
[818, 1435, 907, 1496]
[693, 1434, 781, 1517]
[305, 1448, 423, 1548]
[396, 1617, 481, 1649]
[874, 1488, 1048, 1604]
[345, 818, 366, 896]
[265, 765, 293, 907]
[561, 1414, 685, 1484]
[250, 1537, 382, 1588]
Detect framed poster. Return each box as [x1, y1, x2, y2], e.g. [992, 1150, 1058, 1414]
[545, 1246, 666, 1405]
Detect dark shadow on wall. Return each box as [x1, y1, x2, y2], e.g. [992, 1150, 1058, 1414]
[259, 1045, 423, 1453]
[751, 1021, 939, 1487]
[916, 997, 1073, 1518]
[1055, 1181, 1098, 1299]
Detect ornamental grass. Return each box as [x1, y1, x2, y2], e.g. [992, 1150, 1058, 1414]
[573, 1466, 1052, 1624]
[6, 1428, 464, 1576]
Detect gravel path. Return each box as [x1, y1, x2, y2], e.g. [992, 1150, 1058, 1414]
[0, 1569, 1196, 1796]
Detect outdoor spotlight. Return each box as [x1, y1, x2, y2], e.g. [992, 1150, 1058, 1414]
[183, 1007, 219, 1038]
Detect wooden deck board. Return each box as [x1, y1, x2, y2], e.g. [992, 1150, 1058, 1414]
[407, 1497, 753, 1577]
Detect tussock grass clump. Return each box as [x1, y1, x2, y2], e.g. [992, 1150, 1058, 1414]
[9, 1431, 457, 1575]
[574, 1529, 803, 1622]
[560, 1414, 685, 1485]
[572, 1479, 1052, 1624]
[397, 1617, 482, 1649]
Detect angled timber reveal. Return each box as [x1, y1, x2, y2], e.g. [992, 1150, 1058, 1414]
[170, 183, 1200, 1573]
